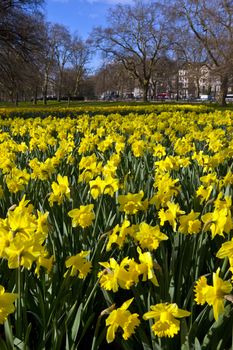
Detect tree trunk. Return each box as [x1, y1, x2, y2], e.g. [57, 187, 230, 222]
[74, 72, 81, 96]
[195, 77, 200, 98]
[9, 90, 14, 102]
[33, 87, 38, 105]
[57, 71, 64, 102]
[176, 74, 179, 101]
[57, 78, 61, 101]
[15, 92, 18, 106]
[43, 89, 47, 105]
[142, 83, 149, 102]
[43, 73, 48, 105]
[218, 75, 228, 106]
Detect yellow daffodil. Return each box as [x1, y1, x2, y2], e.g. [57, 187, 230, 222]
[65, 251, 92, 278]
[131, 140, 145, 157]
[194, 268, 232, 320]
[153, 144, 166, 158]
[143, 303, 190, 337]
[178, 210, 201, 235]
[0, 196, 50, 270]
[89, 176, 105, 199]
[98, 257, 139, 292]
[106, 220, 131, 251]
[196, 185, 213, 204]
[5, 167, 30, 193]
[48, 174, 70, 206]
[137, 247, 159, 286]
[159, 201, 185, 231]
[135, 222, 168, 251]
[217, 238, 233, 260]
[118, 191, 148, 215]
[0, 286, 18, 324]
[35, 255, 54, 276]
[68, 204, 95, 228]
[201, 208, 231, 238]
[150, 174, 180, 209]
[217, 240, 233, 281]
[105, 298, 140, 343]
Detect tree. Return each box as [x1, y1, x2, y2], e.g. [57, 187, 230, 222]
[0, 0, 45, 60]
[93, 62, 135, 99]
[50, 24, 72, 101]
[91, 0, 168, 101]
[170, 27, 209, 98]
[150, 57, 178, 99]
[173, 0, 233, 105]
[70, 35, 91, 96]
[0, 0, 46, 103]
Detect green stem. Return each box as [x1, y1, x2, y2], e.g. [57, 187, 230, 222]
[93, 194, 104, 237]
[83, 279, 99, 311]
[91, 194, 104, 258]
[91, 316, 102, 350]
[16, 266, 22, 340]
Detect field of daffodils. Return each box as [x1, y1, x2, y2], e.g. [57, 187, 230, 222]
[0, 104, 233, 349]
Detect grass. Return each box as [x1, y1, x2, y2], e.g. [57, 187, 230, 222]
[0, 100, 154, 109]
[1, 99, 232, 109]
[0, 99, 233, 111]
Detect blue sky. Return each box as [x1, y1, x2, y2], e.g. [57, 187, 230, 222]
[45, 0, 133, 70]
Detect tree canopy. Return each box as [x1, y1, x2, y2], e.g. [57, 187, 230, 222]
[91, 0, 169, 101]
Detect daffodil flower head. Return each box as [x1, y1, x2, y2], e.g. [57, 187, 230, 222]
[159, 201, 185, 231]
[143, 303, 190, 338]
[194, 268, 232, 320]
[196, 185, 213, 205]
[35, 255, 54, 277]
[2, 196, 50, 270]
[105, 298, 140, 343]
[178, 210, 201, 235]
[48, 174, 70, 206]
[98, 257, 140, 292]
[65, 251, 92, 279]
[202, 208, 230, 238]
[137, 247, 159, 286]
[106, 220, 131, 251]
[131, 140, 146, 157]
[0, 285, 18, 324]
[150, 173, 180, 209]
[68, 204, 95, 229]
[98, 258, 120, 292]
[5, 167, 30, 193]
[118, 191, 148, 215]
[136, 222, 168, 251]
[89, 176, 105, 199]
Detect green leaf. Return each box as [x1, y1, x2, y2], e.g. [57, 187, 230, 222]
[24, 323, 32, 349]
[4, 319, 14, 349]
[194, 337, 202, 350]
[71, 303, 83, 342]
[181, 341, 190, 350]
[0, 338, 9, 350]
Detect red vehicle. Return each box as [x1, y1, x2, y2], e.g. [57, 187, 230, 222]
[156, 93, 170, 100]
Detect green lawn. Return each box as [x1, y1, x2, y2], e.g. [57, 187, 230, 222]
[0, 100, 153, 109]
[0, 99, 233, 110]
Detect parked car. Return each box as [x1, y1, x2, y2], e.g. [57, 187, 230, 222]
[226, 94, 233, 102]
[199, 95, 215, 102]
[156, 93, 170, 100]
